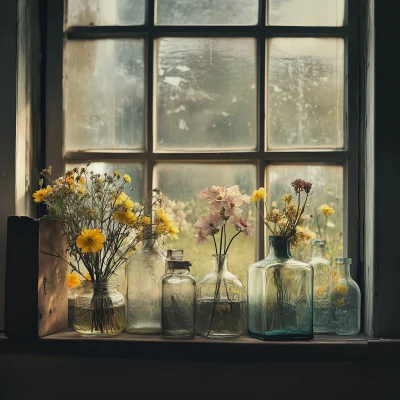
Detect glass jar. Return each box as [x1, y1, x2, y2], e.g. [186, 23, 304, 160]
[248, 235, 314, 340]
[126, 239, 166, 334]
[74, 281, 125, 337]
[162, 250, 196, 339]
[329, 258, 361, 335]
[308, 239, 332, 333]
[196, 254, 245, 338]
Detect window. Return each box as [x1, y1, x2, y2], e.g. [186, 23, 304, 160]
[45, 0, 360, 287]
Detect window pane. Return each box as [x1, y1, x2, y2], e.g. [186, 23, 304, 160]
[154, 163, 257, 286]
[267, 38, 344, 150]
[66, 0, 145, 26]
[266, 164, 343, 262]
[156, 0, 258, 25]
[268, 0, 345, 26]
[65, 162, 144, 202]
[65, 40, 145, 152]
[156, 38, 257, 151]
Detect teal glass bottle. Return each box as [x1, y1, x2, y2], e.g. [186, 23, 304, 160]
[248, 235, 314, 340]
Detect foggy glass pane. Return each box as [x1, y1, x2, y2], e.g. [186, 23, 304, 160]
[154, 163, 257, 286]
[156, 38, 257, 151]
[156, 0, 258, 25]
[266, 164, 343, 262]
[65, 40, 145, 152]
[268, 0, 345, 26]
[66, 162, 144, 202]
[67, 0, 145, 26]
[267, 38, 344, 150]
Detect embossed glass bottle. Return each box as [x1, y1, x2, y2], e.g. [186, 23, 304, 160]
[248, 235, 314, 340]
[329, 258, 361, 335]
[126, 239, 166, 334]
[308, 239, 332, 333]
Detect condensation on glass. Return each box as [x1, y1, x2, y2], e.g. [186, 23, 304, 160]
[268, 0, 345, 26]
[64, 40, 145, 152]
[156, 0, 259, 25]
[155, 38, 257, 151]
[267, 38, 344, 150]
[265, 164, 344, 261]
[153, 163, 257, 286]
[66, 162, 144, 202]
[66, 0, 145, 26]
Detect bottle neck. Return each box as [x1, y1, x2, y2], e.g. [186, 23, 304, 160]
[337, 264, 351, 279]
[268, 236, 292, 259]
[142, 238, 158, 249]
[311, 245, 326, 259]
[212, 254, 228, 273]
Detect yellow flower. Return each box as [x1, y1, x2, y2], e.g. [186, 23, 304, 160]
[333, 283, 349, 295]
[77, 176, 86, 185]
[250, 187, 265, 202]
[319, 204, 335, 217]
[32, 186, 52, 203]
[338, 245, 343, 251]
[315, 286, 324, 297]
[156, 208, 173, 225]
[113, 209, 138, 225]
[85, 272, 92, 281]
[333, 270, 340, 285]
[114, 192, 134, 209]
[166, 222, 179, 239]
[76, 228, 105, 253]
[123, 174, 131, 183]
[78, 186, 85, 195]
[113, 171, 121, 179]
[139, 216, 151, 225]
[334, 297, 345, 307]
[67, 273, 81, 288]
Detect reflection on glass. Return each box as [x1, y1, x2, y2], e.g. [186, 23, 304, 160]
[156, 0, 258, 25]
[267, 38, 344, 150]
[66, 162, 144, 202]
[154, 163, 257, 286]
[156, 38, 257, 151]
[65, 40, 145, 152]
[67, 0, 145, 26]
[265, 164, 343, 262]
[268, 0, 345, 26]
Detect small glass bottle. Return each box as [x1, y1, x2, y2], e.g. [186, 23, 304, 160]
[329, 258, 361, 335]
[162, 249, 196, 339]
[308, 239, 332, 333]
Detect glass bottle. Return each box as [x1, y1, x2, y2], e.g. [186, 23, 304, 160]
[74, 281, 125, 337]
[196, 254, 245, 338]
[248, 235, 314, 340]
[329, 258, 361, 335]
[308, 239, 332, 333]
[126, 239, 166, 334]
[162, 249, 196, 339]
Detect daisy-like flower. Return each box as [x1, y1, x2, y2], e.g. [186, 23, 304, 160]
[194, 213, 224, 236]
[123, 174, 131, 183]
[200, 185, 228, 209]
[155, 208, 173, 225]
[319, 204, 335, 217]
[113, 171, 121, 179]
[250, 187, 266, 202]
[194, 230, 208, 244]
[32, 186, 52, 203]
[67, 273, 81, 288]
[114, 192, 134, 209]
[76, 228, 105, 253]
[138, 216, 151, 225]
[166, 223, 179, 239]
[233, 218, 254, 236]
[113, 209, 137, 225]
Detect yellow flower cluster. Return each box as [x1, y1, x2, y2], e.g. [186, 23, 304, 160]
[114, 192, 134, 210]
[154, 208, 179, 239]
[250, 187, 266, 202]
[319, 204, 335, 217]
[123, 174, 131, 183]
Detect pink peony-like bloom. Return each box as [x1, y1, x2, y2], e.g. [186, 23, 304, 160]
[233, 218, 254, 236]
[194, 212, 225, 236]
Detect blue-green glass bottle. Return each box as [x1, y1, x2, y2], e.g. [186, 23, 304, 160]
[248, 236, 314, 340]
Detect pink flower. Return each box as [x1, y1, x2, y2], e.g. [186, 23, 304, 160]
[233, 218, 254, 236]
[194, 230, 208, 244]
[221, 186, 250, 218]
[200, 185, 228, 209]
[194, 212, 224, 236]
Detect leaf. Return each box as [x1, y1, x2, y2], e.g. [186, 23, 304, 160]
[41, 215, 59, 221]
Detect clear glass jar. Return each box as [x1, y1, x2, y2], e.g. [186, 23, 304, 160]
[162, 251, 196, 339]
[248, 236, 314, 340]
[74, 281, 125, 337]
[329, 258, 361, 335]
[308, 239, 332, 333]
[196, 254, 245, 338]
[126, 239, 166, 334]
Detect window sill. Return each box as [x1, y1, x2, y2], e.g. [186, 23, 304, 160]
[1, 330, 387, 362]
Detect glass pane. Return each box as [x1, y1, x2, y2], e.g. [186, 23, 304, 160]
[266, 164, 343, 262]
[268, 0, 345, 26]
[156, 0, 258, 25]
[154, 163, 257, 286]
[65, 40, 145, 152]
[267, 38, 344, 150]
[156, 38, 257, 151]
[65, 162, 144, 202]
[67, 0, 145, 26]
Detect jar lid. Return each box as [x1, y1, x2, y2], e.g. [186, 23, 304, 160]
[167, 249, 184, 260]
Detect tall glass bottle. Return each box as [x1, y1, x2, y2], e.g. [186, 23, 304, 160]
[248, 236, 314, 340]
[308, 239, 332, 333]
[162, 250, 196, 339]
[196, 254, 245, 338]
[126, 239, 166, 334]
[329, 258, 361, 335]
